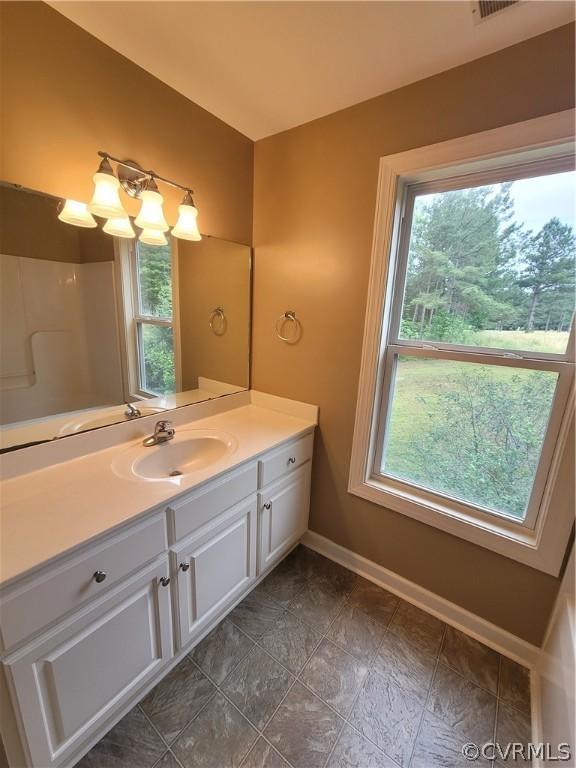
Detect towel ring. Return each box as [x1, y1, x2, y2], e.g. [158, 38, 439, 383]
[275, 311, 302, 344]
[209, 306, 226, 336]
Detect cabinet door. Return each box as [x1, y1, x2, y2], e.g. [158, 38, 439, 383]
[259, 464, 310, 574]
[3, 559, 173, 768]
[173, 499, 256, 650]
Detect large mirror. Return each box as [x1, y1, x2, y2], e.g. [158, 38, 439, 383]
[0, 182, 251, 451]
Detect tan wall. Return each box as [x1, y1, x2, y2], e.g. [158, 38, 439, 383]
[0, 2, 253, 247]
[178, 237, 251, 390]
[252, 25, 575, 646]
[0, 185, 114, 263]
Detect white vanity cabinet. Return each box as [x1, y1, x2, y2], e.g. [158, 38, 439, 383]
[2, 558, 173, 768]
[0, 427, 314, 768]
[172, 499, 257, 649]
[257, 433, 313, 572]
[258, 466, 310, 573]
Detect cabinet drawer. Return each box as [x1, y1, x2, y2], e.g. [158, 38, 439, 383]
[3, 558, 172, 768]
[258, 433, 314, 488]
[168, 462, 257, 542]
[0, 513, 166, 651]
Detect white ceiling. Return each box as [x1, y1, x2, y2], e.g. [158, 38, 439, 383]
[50, 1, 575, 140]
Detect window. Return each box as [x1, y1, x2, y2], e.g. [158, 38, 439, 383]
[378, 165, 575, 525]
[116, 238, 180, 399]
[133, 242, 176, 396]
[349, 114, 575, 574]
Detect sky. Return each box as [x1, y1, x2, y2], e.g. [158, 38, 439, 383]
[508, 170, 575, 233]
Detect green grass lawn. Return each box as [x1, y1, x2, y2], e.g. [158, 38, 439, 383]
[465, 329, 569, 354]
[381, 331, 562, 518]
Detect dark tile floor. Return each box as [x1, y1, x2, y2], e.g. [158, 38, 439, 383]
[77, 546, 532, 768]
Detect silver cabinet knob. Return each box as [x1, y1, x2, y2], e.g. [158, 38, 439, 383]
[263, 502, 272, 510]
[287, 456, 296, 465]
[179, 562, 190, 572]
[160, 576, 171, 587]
[93, 570, 107, 584]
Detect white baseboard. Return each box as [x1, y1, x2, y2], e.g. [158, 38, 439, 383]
[301, 530, 541, 668]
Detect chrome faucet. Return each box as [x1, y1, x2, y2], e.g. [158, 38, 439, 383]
[124, 402, 142, 419]
[143, 420, 175, 447]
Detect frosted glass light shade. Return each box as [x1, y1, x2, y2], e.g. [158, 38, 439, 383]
[89, 172, 126, 218]
[57, 200, 97, 228]
[103, 217, 135, 239]
[139, 228, 168, 246]
[135, 190, 169, 232]
[172, 203, 202, 241]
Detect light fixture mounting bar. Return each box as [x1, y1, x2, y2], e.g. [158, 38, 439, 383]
[97, 151, 193, 194]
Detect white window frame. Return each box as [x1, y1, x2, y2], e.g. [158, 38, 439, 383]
[114, 237, 182, 401]
[349, 110, 575, 576]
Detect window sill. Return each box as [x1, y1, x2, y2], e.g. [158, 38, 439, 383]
[348, 473, 567, 575]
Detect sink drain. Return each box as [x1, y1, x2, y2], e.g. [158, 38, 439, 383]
[169, 470, 183, 477]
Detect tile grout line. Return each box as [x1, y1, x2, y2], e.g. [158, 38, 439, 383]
[233, 575, 365, 767]
[139, 704, 189, 768]
[318, 599, 390, 768]
[184, 656, 274, 767]
[177, 565, 331, 767]
[151, 685, 218, 759]
[438, 656, 502, 699]
[230, 554, 322, 767]
[258, 581, 403, 768]
[495, 659, 532, 722]
[186, 640, 300, 768]
[289, 554, 520, 765]
[216, 555, 455, 766]
[330, 606, 407, 766]
[139, 549, 513, 768]
[187, 616, 257, 683]
[406, 623, 447, 768]
[237, 554, 516, 766]
[230, 556, 472, 767]
[259, 583, 356, 768]
[138, 703, 171, 752]
[142, 628, 250, 763]
[168, 751, 187, 768]
[290, 570, 424, 767]
[491, 654, 503, 768]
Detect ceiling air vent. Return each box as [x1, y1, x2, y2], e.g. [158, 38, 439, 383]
[472, 1, 519, 22]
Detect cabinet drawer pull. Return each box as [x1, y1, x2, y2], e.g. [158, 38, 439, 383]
[263, 502, 272, 510]
[160, 576, 171, 587]
[287, 456, 296, 465]
[179, 562, 190, 572]
[93, 570, 107, 584]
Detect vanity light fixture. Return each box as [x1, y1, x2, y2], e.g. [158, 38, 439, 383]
[171, 190, 202, 241]
[139, 228, 168, 246]
[88, 157, 127, 219]
[57, 199, 97, 228]
[134, 177, 169, 232]
[57, 151, 202, 242]
[103, 216, 136, 239]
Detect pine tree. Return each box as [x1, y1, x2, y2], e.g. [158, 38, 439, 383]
[519, 218, 575, 331]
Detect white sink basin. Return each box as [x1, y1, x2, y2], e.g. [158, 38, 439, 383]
[112, 429, 237, 482]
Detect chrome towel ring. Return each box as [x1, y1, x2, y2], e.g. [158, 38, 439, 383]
[209, 306, 226, 336]
[275, 311, 302, 344]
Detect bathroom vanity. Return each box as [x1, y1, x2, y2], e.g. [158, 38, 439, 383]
[0, 393, 317, 768]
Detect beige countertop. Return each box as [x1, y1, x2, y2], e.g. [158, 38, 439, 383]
[0, 403, 316, 587]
